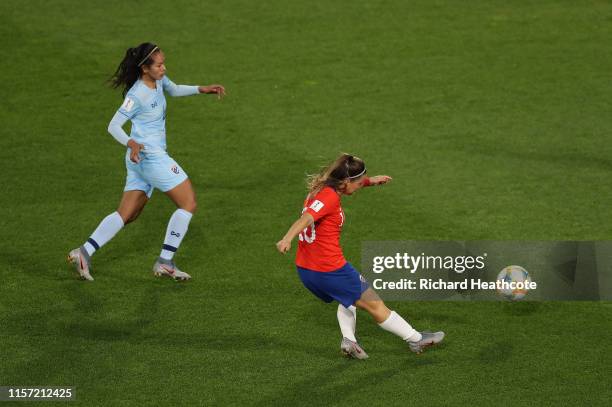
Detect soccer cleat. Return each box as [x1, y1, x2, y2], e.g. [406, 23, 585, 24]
[341, 337, 369, 360]
[67, 248, 94, 281]
[408, 331, 445, 354]
[153, 260, 191, 281]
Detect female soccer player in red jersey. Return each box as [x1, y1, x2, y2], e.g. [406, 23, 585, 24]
[277, 154, 444, 358]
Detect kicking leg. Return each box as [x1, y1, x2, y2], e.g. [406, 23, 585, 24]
[355, 288, 444, 354]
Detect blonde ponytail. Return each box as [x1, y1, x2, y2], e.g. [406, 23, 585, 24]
[306, 153, 366, 197]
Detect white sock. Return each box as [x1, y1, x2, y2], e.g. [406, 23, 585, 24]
[337, 305, 357, 342]
[160, 209, 193, 260]
[83, 211, 125, 256]
[378, 311, 422, 342]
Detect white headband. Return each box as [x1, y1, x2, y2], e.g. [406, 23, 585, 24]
[348, 167, 367, 179]
[137, 46, 159, 67]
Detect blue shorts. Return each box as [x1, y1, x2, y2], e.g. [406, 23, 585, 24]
[124, 151, 188, 198]
[297, 262, 370, 308]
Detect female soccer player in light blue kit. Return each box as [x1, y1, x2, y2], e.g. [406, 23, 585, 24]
[68, 42, 225, 281]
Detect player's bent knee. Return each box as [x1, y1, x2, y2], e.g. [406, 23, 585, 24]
[355, 299, 374, 313]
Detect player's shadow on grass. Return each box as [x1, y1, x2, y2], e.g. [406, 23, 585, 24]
[251, 363, 402, 407]
[60, 282, 164, 341]
[61, 284, 336, 357]
[0, 281, 162, 385]
[63, 322, 336, 360]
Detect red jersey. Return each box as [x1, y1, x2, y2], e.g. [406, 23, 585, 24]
[295, 186, 346, 272]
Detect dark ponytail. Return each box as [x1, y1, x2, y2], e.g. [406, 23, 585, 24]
[307, 153, 367, 196]
[110, 42, 160, 97]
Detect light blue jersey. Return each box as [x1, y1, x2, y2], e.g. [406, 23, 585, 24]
[106, 75, 199, 196]
[115, 76, 198, 154]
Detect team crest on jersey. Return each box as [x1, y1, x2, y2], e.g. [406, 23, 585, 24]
[171, 165, 180, 174]
[309, 200, 325, 212]
[151, 101, 158, 109]
[122, 97, 135, 112]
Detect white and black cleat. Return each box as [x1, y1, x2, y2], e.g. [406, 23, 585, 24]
[408, 331, 445, 354]
[341, 337, 369, 360]
[153, 259, 191, 281]
[67, 247, 94, 281]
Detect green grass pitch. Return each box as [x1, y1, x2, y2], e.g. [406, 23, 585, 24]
[1, 0, 611, 405]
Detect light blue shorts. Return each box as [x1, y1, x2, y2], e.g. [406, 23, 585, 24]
[124, 150, 188, 198]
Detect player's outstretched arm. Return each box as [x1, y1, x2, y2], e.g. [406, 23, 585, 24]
[198, 84, 226, 99]
[364, 175, 392, 187]
[162, 76, 225, 98]
[276, 212, 314, 254]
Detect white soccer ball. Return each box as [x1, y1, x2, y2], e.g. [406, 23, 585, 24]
[496, 265, 531, 301]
